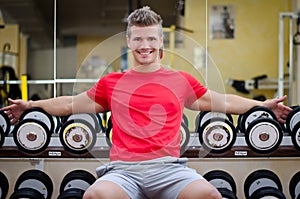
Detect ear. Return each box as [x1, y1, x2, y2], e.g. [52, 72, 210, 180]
[126, 36, 131, 48]
[159, 46, 163, 59]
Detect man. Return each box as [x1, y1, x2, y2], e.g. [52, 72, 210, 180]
[2, 6, 291, 199]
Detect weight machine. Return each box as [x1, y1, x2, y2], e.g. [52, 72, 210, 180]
[228, 12, 300, 106]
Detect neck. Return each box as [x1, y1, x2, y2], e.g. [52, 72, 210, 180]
[132, 63, 161, 73]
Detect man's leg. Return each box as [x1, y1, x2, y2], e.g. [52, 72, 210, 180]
[83, 180, 130, 199]
[177, 179, 222, 199]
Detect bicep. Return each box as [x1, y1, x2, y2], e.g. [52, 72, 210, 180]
[72, 92, 105, 114]
[188, 90, 227, 112]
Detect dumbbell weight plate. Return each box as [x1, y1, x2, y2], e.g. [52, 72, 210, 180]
[0, 110, 10, 136]
[217, 188, 238, 199]
[244, 169, 283, 199]
[57, 188, 85, 199]
[59, 169, 96, 194]
[0, 128, 4, 148]
[182, 113, 189, 127]
[289, 171, 300, 199]
[14, 169, 53, 199]
[291, 122, 300, 151]
[198, 117, 236, 153]
[59, 119, 96, 154]
[180, 122, 190, 155]
[245, 118, 282, 154]
[12, 118, 51, 154]
[64, 113, 100, 134]
[196, 111, 233, 133]
[19, 107, 55, 133]
[240, 106, 277, 133]
[286, 106, 300, 134]
[250, 187, 286, 199]
[10, 188, 45, 199]
[203, 170, 237, 194]
[0, 171, 9, 199]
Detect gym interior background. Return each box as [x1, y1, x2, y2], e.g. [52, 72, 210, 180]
[0, 0, 300, 198]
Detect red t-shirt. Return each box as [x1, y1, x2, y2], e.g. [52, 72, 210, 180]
[87, 67, 207, 161]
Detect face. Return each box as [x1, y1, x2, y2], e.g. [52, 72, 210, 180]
[127, 24, 163, 67]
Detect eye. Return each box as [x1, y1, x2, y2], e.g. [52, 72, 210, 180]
[148, 37, 156, 41]
[133, 37, 141, 41]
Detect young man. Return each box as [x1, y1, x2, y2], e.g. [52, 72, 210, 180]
[2, 6, 291, 199]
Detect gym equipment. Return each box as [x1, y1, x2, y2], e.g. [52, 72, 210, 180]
[203, 170, 237, 194]
[12, 118, 51, 154]
[19, 107, 55, 134]
[238, 106, 277, 133]
[197, 112, 236, 153]
[244, 169, 283, 199]
[284, 106, 300, 134]
[217, 188, 238, 199]
[57, 188, 85, 199]
[0, 127, 4, 148]
[0, 110, 10, 136]
[250, 186, 286, 199]
[245, 118, 283, 154]
[9, 188, 44, 199]
[286, 106, 300, 150]
[59, 119, 97, 154]
[58, 169, 96, 199]
[289, 171, 300, 199]
[182, 113, 189, 128]
[11, 169, 53, 199]
[0, 171, 9, 199]
[105, 116, 113, 147]
[239, 106, 283, 154]
[62, 113, 101, 134]
[195, 111, 233, 133]
[180, 121, 190, 155]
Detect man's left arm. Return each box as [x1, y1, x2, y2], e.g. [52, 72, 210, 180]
[188, 89, 291, 123]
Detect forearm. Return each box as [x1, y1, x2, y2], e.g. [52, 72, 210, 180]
[224, 94, 264, 115]
[28, 96, 73, 116]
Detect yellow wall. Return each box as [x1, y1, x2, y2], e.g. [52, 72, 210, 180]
[0, 24, 20, 74]
[185, 0, 291, 99]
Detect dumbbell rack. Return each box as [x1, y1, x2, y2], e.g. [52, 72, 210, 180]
[0, 132, 300, 159]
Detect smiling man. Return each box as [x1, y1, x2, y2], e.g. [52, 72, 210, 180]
[2, 6, 291, 199]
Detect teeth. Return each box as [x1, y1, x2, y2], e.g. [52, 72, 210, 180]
[137, 50, 153, 55]
[140, 52, 150, 55]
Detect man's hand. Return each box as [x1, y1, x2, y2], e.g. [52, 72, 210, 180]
[262, 95, 292, 123]
[1, 98, 31, 125]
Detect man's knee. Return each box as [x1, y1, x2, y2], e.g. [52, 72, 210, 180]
[177, 179, 222, 199]
[83, 180, 130, 199]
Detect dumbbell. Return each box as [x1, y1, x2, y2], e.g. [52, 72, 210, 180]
[0, 110, 11, 136]
[244, 169, 285, 199]
[196, 111, 236, 153]
[59, 118, 97, 154]
[286, 106, 300, 150]
[57, 169, 96, 199]
[10, 169, 53, 199]
[12, 108, 54, 154]
[19, 107, 55, 134]
[0, 171, 9, 199]
[62, 113, 101, 134]
[238, 106, 283, 154]
[0, 110, 11, 148]
[217, 188, 238, 199]
[289, 171, 300, 199]
[203, 170, 237, 198]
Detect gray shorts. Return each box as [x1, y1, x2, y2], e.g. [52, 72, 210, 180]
[95, 156, 205, 199]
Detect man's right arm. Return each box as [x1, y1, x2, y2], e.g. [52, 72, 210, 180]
[1, 92, 105, 124]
